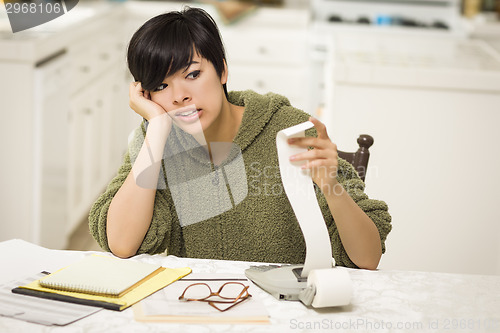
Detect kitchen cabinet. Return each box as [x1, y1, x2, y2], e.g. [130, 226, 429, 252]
[67, 79, 110, 234]
[0, 4, 134, 249]
[220, 9, 310, 110]
[65, 26, 135, 240]
[35, 54, 70, 250]
[68, 64, 132, 234]
[66, 33, 132, 244]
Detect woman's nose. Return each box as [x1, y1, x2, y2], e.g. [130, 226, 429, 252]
[173, 84, 191, 105]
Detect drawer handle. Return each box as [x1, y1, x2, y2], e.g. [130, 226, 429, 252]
[258, 46, 267, 55]
[256, 80, 265, 89]
[80, 66, 90, 73]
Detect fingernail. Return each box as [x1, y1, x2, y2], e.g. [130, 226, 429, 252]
[289, 155, 296, 161]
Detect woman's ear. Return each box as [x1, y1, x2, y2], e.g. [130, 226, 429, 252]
[220, 60, 228, 85]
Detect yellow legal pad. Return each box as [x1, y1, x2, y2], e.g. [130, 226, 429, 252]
[13, 257, 191, 311]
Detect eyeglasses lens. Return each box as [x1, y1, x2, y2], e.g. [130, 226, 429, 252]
[184, 284, 211, 300]
[218, 282, 247, 299]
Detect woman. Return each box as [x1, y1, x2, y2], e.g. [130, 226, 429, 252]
[89, 7, 392, 269]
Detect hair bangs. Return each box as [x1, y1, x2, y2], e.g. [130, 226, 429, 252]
[135, 22, 196, 91]
[127, 7, 228, 98]
[159, 21, 196, 82]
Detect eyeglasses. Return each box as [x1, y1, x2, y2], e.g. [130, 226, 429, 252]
[178, 282, 252, 312]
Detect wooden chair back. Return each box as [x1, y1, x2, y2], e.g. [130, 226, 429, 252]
[338, 134, 374, 182]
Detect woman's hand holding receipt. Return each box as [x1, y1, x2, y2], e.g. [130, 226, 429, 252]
[287, 117, 339, 193]
[288, 117, 383, 270]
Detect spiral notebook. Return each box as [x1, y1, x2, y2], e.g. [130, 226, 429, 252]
[38, 255, 163, 297]
[13, 266, 192, 311]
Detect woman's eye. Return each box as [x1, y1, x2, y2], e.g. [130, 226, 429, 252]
[186, 70, 200, 79]
[153, 83, 167, 92]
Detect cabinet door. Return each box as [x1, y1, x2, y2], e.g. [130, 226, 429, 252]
[37, 60, 70, 249]
[67, 90, 96, 232]
[106, 67, 138, 180]
[68, 97, 85, 231]
[88, 90, 108, 200]
[89, 73, 130, 198]
[228, 65, 307, 110]
[223, 28, 307, 66]
[67, 69, 136, 232]
[222, 24, 308, 111]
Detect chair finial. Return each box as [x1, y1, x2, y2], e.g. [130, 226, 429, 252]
[358, 135, 374, 149]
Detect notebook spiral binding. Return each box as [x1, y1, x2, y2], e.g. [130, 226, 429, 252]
[40, 280, 121, 296]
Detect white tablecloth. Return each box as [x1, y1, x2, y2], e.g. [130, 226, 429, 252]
[1, 239, 499, 332]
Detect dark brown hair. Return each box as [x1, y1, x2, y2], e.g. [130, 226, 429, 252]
[127, 7, 228, 98]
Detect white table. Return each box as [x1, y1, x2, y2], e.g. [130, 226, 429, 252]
[1, 239, 499, 332]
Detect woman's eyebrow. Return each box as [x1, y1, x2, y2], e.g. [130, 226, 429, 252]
[182, 61, 200, 73]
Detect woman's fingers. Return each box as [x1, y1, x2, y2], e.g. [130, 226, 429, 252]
[286, 117, 339, 189]
[309, 116, 329, 139]
[289, 146, 336, 163]
[287, 136, 334, 150]
[287, 117, 338, 175]
[129, 82, 145, 106]
[129, 81, 165, 120]
[130, 81, 143, 94]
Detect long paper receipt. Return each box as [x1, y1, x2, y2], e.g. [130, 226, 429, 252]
[276, 121, 333, 277]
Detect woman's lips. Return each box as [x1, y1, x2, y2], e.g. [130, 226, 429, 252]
[174, 107, 202, 122]
[169, 105, 204, 137]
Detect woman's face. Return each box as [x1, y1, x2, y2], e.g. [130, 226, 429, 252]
[149, 54, 228, 136]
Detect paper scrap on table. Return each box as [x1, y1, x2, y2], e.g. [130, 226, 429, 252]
[0, 272, 100, 326]
[276, 121, 333, 277]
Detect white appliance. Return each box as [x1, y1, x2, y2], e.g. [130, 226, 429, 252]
[311, 0, 463, 33]
[308, 0, 500, 275]
[307, 0, 471, 115]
